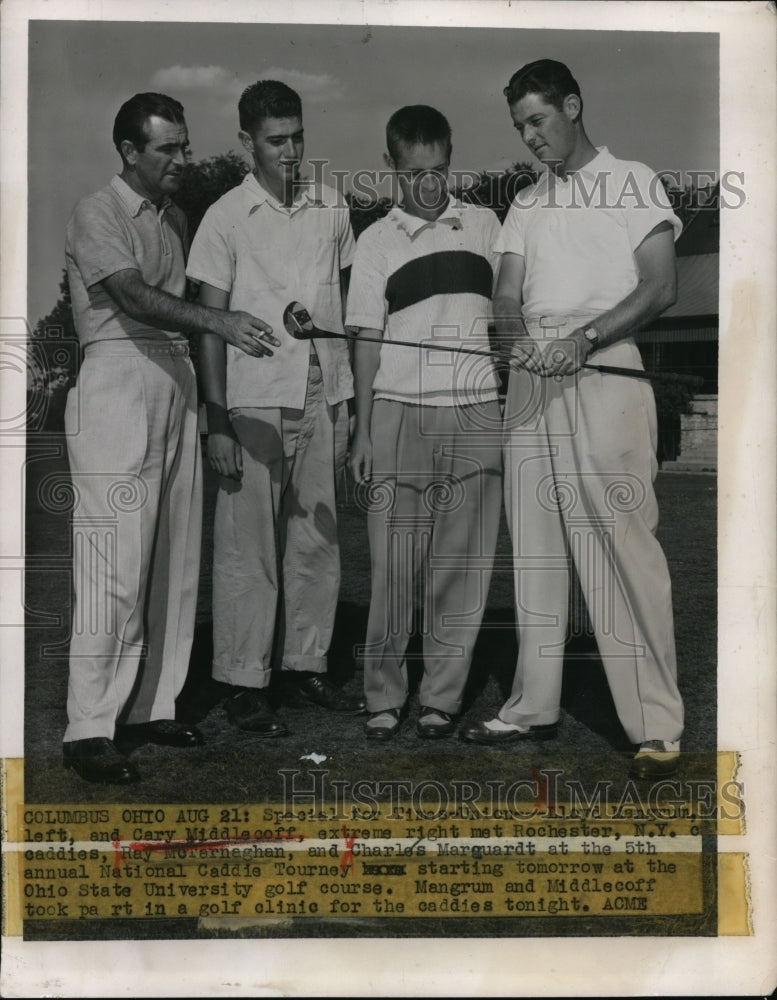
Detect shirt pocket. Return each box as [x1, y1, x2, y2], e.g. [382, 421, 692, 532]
[311, 233, 339, 286]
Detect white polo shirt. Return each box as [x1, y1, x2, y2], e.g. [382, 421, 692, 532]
[497, 147, 682, 317]
[346, 198, 501, 407]
[187, 173, 355, 410]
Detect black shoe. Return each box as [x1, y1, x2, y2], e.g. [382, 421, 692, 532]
[63, 737, 140, 785]
[115, 719, 203, 750]
[290, 672, 366, 714]
[459, 719, 559, 745]
[224, 688, 289, 737]
[416, 707, 457, 739]
[364, 707, 402, 741]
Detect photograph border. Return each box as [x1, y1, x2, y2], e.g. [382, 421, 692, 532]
[2, 1, 776, 996]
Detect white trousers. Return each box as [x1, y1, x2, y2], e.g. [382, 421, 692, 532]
[501, 338, 684, 744]
[211, 362, 346, 688]
[64, 341, 202, 742]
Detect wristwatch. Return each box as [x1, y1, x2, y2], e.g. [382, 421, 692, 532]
[582, 325, 600, 349]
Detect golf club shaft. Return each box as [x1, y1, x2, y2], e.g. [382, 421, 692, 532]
[306, 327, 701, 386]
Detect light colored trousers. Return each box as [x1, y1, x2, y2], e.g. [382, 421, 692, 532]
[212, 363, 346, 688]
[64, 341, 202, 742]
[363, 399, 503, 714]
[501, 337, 684, 745]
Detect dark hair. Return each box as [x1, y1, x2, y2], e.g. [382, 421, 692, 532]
[112, 93, 185, 158]
[503, 59, 582, 113]
[386, 105, 452, 164]
[238, 80, 303, 134]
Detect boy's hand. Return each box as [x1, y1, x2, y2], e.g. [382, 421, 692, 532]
[207, 431, 243, 481]
[508, 335, 545, 374]
[349, 430, 372, 484]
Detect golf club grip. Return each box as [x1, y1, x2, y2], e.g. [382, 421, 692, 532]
[584, 364, 701, 385]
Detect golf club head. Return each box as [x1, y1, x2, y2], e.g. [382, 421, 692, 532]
[282, 301, 316, 340]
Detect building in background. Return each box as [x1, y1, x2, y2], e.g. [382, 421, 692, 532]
[638, 186, 719, 469]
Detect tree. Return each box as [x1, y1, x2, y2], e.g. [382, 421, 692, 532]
[29, 271, 79, 430]
[457, 162, 538, 222]
[175, 150, 250, 239]
[345, 192, 392, 239]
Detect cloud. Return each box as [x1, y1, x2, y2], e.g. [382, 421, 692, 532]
[149, 64, 345, 107]
[150, 64, 242, 96]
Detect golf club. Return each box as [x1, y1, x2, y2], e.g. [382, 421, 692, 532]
[282, 301, 703, 387]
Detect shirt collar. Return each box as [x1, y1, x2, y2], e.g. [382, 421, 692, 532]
[110, 174, 172, 217]
[388, 196, 463, 239]
[242, 171, 321, 216]
[542, 146, 612, 186]
[575, 145, 612, 177]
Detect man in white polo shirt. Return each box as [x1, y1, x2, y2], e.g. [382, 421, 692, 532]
[460, 60, 685, 780]
[187, 80, 364, 736]
[63, 92, 278, 784]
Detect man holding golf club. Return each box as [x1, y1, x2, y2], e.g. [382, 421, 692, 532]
[187, 80, 364, 737]
[460, 60, 685, 779]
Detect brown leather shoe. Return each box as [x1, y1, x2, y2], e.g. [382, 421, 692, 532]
[63, 737, 139, 785]
[115, 719, 203, 750]
[290, 672, 366, 714]
[224, 688, 289, 737]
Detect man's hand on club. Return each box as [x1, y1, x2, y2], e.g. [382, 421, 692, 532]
[539, 330, 592, 377]
[217, 310, 280, 358]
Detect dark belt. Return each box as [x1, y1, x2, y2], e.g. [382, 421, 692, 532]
[83, 340, 190, 358]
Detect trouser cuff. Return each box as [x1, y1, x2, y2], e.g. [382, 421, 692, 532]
[497, 706, 560, 727]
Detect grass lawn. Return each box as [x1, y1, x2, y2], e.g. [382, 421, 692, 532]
[23, 438, 717, 806]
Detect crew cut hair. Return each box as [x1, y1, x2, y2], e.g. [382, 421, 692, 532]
[386, 105, 452, 163]
[239, 80, 303, 133]
[503, 59, 583, 113]
[112, 93, 185, 157]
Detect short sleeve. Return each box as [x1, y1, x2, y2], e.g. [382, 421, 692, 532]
[186, 203, 235, 293]
[344, 227, 388, 331]
[67, 196, 141, 288]
[495, 197, 526, 257]
[622, 163, 682, 251]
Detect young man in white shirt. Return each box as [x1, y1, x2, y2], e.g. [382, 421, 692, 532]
[188, 81, 364, 737]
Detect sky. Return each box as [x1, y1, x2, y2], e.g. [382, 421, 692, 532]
[27, 19, 719, 326]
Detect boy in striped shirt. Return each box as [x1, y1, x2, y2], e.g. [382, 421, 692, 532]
[347, 105, 503, 740]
